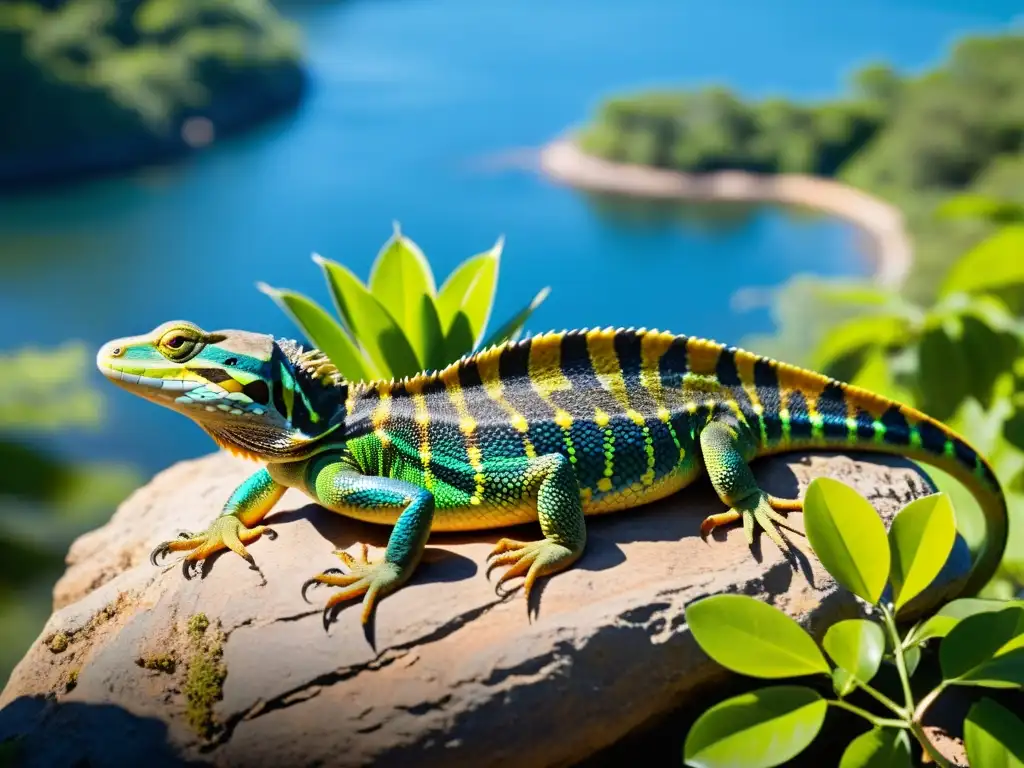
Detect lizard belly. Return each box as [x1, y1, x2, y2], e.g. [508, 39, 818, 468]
[582, 461, 703, 515]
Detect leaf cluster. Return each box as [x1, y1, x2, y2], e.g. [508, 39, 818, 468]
[683, 478, 1024, 768]
[258, 223, 550, 382]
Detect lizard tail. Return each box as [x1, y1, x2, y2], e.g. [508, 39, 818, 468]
[753, 364, 1008, 598]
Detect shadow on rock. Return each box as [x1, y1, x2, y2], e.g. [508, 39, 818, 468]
[0, 695, 206, 768]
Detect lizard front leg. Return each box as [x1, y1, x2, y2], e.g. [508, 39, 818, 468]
[698, 420, 802, 557]
[301, 468, 435, 624]
[487, 453, 587, 602]
[151, 467, 286, 574]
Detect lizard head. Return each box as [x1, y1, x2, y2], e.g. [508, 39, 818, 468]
[96, 320, 347, 461]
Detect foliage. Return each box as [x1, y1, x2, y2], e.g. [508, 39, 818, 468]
[683, 478, 1024, 768]
[739, 194, 1024, 596]
[578, 33, 1024, 302]
[0, 342, 140, 689]
[0, 0, 303, 161]
[259, 224, 551, 382]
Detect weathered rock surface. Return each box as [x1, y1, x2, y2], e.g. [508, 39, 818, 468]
[0, 450, 968, 767]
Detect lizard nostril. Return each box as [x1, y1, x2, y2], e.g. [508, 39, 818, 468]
[109, 346, 124, 357]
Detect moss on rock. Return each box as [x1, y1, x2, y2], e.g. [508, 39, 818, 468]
[183, 612, 227, 740]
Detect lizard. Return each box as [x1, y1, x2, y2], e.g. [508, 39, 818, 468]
[96, 320, 1009, 624]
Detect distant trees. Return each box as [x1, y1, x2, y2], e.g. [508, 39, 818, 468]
[0, 0, 305, 178]
[578, 34, 1024, 302]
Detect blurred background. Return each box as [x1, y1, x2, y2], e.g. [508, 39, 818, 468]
[2, 0, 1023, 689]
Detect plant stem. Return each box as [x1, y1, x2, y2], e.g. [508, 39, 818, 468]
[855, 680, 910, 718]
[910, 679, 954, 766]
[828, 699, 909, 729]
[911, 722, 955, 768]
[913, 683, 947, 723]
[880, 604, 916, 711]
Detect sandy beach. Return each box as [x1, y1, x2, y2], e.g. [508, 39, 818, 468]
[539, 138, 911, 290]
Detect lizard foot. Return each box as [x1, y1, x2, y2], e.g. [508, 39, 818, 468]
[699, 491, 803, 559]
[150, 516, 275, 576]
[486, 538, 581, 601]
[301, 543, 405, 626]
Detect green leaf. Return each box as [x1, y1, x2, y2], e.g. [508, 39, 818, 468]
[435, 237, 503, 350]
[936, 193, 1024, 225]
[367, 224, 443, 370]
[903, 645, 921, 677]
[887, 494, 957, 614]
[683, 686, 827, 768]
[256, 283, 371, 382]
[810, 314, 911, 371]
[823, 619, 885, 685]
[904, 598, 1019, 647]
[839, 727, 912, 768]
[443, 312, 476, 365]
[477, 286, 551, 350]
[416, 293, 448, 372]
[685, 594, 830, 678]
[960, 648, 1024, 689]
[803, 477, 891, 604]
[964, 698, 1024, 768]
[832, 666, 856, 697]
[940, 605, 1024, 682]
[848, 348, 916, 404]
[940, 225, 1024, 298]
[916, 321, 972, 422]
[313, 254, 422, 379]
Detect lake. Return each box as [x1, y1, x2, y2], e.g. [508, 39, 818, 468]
[0, 0, 1019, 478]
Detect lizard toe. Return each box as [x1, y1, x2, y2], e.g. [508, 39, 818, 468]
[305, 555, 407, 626]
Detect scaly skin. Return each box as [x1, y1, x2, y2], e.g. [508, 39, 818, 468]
[97, 321, 1009, 624]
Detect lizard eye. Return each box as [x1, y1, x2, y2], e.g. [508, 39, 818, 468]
[158, 328, 202, 362]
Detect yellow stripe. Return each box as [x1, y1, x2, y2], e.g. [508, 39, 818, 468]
[370, 382, 393, 447]
[594, 407, 615, 491]
[735, 353, 768, 445]
[280, 362, 295, 422]
[477, 350, 536, 459]
[639, 331, 674, 410]
[527, 333, 577, 462]
[586, 328, 632, 411]
[440, 368, 485, 505]
[405, 379, 434, 490]
[627, 408, 657, 486]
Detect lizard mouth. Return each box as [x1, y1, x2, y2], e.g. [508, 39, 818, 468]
[99, 363, 202, 393]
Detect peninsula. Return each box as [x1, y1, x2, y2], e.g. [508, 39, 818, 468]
[542, 32, 1024, 303]
[540, 136, 911, 290]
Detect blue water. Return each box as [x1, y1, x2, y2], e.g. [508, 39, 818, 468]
[0, 0, 1019, 478]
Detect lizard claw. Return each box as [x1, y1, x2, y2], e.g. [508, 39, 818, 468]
[149, 516, 274, 573]
[485, 537, 581, 604]
[302, 544, 407, 626]
[301, 568, 345, 603]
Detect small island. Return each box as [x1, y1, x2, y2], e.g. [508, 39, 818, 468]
[0, 0, 307, 187]
[544, 33, 1024, 303]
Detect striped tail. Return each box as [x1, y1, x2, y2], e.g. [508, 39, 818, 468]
[736, 352, 1009, 597]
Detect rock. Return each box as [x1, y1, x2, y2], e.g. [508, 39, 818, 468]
[0, 451, 969, 767]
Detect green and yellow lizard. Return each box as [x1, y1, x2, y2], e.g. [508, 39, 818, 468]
[97, 321, 1008, 623]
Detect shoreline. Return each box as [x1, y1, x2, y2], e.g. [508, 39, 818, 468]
[539, 137, 911, 290]
[0, 67, 307, 193]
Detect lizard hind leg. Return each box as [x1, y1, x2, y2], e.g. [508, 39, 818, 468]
[698, 421, 804, 558]
[486, 453, 586, 606]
